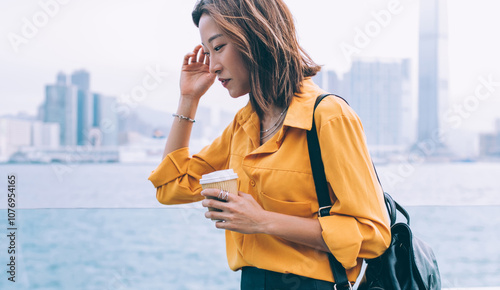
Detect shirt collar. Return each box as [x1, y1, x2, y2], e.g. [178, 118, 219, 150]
[283, 78, 326, 131]
[235, 77, 326, 134]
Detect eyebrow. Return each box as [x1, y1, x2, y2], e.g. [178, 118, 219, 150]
[204, 34, 223, 46]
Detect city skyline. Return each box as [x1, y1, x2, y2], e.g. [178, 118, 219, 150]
[0, 68, 239, 162]
[42, 70, 120, 147]
[1, 0, 500, 160]
[1, 1, 499, 132]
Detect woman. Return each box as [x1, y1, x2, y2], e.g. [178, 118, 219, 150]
[148, 0, 391, 288]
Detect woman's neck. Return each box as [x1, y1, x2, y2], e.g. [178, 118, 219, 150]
[261, 106, 285, 125]
[259, 105, 288, 144]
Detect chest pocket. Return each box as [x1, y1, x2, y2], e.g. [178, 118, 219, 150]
[260, 191, 313, 218]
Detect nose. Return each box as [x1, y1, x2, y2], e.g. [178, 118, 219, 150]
[209, 57, 222, 75]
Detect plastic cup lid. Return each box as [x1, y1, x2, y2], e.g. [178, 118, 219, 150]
[199, 169, 238, 184]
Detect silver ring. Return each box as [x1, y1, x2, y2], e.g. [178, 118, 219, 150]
[217, 189, 225, 200]
[222, 191, 229, 202]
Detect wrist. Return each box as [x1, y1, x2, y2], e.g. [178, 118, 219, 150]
[176, 96, 199, 120]
[259, 210, 277, 235]
[172, 113, 196, 123]
[179, 93, 201, 104]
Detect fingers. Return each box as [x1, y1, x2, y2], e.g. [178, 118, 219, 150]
[205, 210, 228, 222]
[201, 189, 234, 215]
[183, 44, 208, 66]
[183, 51, 195, 66]
[197, 46, 206, 63]
[201, 188, 231, 202]
[190, 45, 200, 64]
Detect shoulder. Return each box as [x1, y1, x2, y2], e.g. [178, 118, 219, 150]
[313, 94, 362, 127]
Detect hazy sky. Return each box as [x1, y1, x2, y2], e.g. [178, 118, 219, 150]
[1, 0, 500, 133]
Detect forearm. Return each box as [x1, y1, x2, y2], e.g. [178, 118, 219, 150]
[261, 211, 330, 253]
[162, 97, 200, 159]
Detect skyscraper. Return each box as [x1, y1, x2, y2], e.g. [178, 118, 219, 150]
[313, 59, 413, 155]
[479, 119, 500, 158]
[418, 0, 449, 144]
[344, 59, 412, 150]
[32, 121, 60, 148]
[71, 69, 90, 91]
[93, 93, 118, 146]
[72, 70, 94, 146]
[44, 72, 78, 146]
[313, 70, 341, 93]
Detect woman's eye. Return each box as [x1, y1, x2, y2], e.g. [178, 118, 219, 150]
[214, 44, 225, 52]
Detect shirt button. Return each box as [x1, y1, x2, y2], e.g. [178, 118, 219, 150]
[250, 180, 256, 187]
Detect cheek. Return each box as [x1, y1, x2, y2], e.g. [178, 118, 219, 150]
[229, 50, 249, 76]
[234, 67, 251, 92]
[235, 60, 250, 87]
[227, 47, 251, 92]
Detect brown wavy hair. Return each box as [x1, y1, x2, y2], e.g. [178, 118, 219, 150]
[192, 0, 321, 117]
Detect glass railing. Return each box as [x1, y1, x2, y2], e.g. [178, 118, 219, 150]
[0, 206, 499, 289]
[1, 162, 499, 289]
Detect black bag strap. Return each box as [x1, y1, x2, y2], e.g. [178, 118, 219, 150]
[308, 94, 415, 288]
[307, 94, 352, 290]
[307, 93, 351, 217]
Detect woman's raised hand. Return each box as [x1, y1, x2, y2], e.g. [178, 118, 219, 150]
[180, 44, 216, 101]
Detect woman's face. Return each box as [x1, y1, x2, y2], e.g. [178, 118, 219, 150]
[199, 14, 251, 98]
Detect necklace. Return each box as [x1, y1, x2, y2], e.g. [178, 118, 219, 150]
[260, 121, 283, 140]
[260, 107, 288, 133]
[260, 107, 288, 140]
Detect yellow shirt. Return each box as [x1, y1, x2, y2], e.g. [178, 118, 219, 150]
[148, 78, 391, 283]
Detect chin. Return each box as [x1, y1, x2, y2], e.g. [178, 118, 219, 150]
[228, 91, 249, 99]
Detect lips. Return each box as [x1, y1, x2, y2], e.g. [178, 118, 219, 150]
[219, 78, 230, 88]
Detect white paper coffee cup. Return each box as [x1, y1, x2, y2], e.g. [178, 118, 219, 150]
[200, 169, 238, 217]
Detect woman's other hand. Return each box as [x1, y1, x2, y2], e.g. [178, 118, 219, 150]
[200, 188, 330, 252]
[201, 189, 269, 235]
[180, 44, 216, 100]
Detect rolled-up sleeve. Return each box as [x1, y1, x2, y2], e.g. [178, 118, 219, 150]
[149, 147, 191, 188]
[315, 98, 391, 270]
[148, 121, 235, 205]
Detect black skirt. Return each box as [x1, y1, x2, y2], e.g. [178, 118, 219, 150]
[240, 266, 335, 290]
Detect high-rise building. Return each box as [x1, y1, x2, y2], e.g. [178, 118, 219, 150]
[72, 70, 94, 146]
[71, 69, 90, 91]
[313, 70, 342, 93]
[44, 72, 78, 146]
[315, 59, 412, 155]
[31, 121, 60, 148]
[93, 93, 118, 146]
[344, 59, 412, 150]
[479, 119, 500, 158]
[76, 89, 94, 145]
[0, 118, 32, 162]
[417, 0, 449, 144]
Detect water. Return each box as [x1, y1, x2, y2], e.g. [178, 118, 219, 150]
[0, 208, 239, 290]
[0, 162, 499, 289]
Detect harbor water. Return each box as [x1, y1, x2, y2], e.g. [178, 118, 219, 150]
[0, 162, 499, 289]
